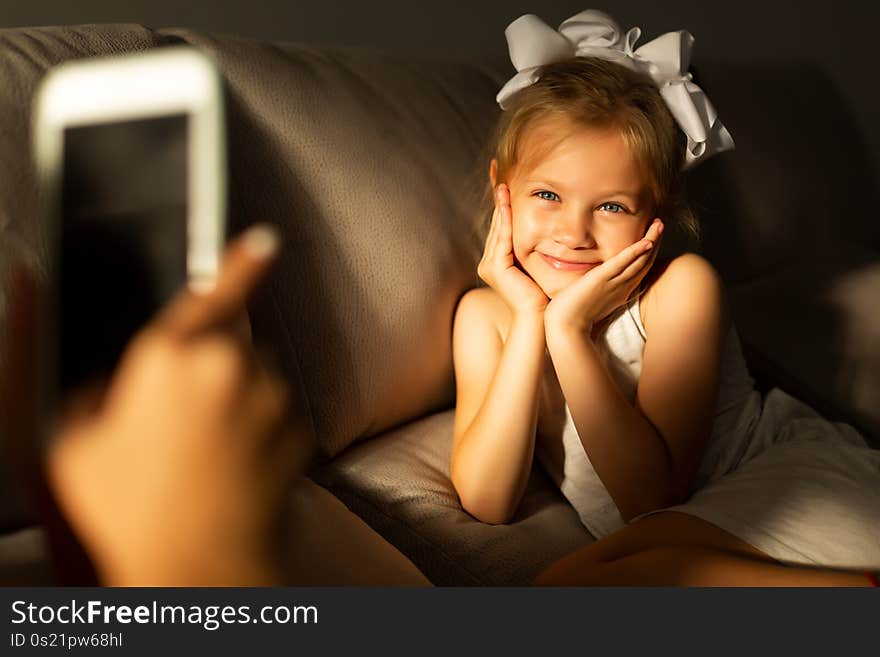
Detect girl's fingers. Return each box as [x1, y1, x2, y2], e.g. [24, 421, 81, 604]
[486, 194, 499, 241]
[483, 185, 512, 267]
[483, 187, 504, 255]
[499, 192, 513, 251]
[602, 237, 654, 280]
[486, 205, 500, 255]
[497, 183, 511, 206]
[607, 219, 663, 281]
[618, 245, 656, 281]
[496, 184, 515, 257]
[645, 218, 664, 244]
[493, 184, 512, 242]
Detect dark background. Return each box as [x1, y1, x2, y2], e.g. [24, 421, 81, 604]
[2, 1, 879, 187]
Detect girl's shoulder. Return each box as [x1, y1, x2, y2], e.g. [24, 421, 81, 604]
[454, 286, 511, 342]
[639, 253, 728, 337]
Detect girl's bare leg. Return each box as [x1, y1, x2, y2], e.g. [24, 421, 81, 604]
[533, 511, 872, 587]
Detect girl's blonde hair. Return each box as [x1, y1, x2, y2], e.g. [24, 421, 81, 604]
[476, 57, 698, 241]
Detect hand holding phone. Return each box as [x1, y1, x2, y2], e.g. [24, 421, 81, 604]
[33, 46, 227, 402]
[1, 227, 311, 586]
[47, 226, 311, 586]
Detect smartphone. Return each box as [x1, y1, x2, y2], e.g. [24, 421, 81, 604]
[33, 46, 226, 404]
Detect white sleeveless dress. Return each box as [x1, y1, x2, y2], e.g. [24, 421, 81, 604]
[534, 297, 880, 570]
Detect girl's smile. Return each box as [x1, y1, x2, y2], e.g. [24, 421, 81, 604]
[538, 252, 602, 272]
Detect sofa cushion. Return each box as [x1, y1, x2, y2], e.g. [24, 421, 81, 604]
[162, 28, 506, 458]
[311, 410, 592, 586]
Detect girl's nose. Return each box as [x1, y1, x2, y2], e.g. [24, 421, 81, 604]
[551, 209, 595, 249]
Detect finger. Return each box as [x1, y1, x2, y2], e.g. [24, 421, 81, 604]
[593, 218, 661, 282]
[632, 218, 661, 250]
[644, 218, 664, 244]
[498, 182, 511, 206]
[482, 191, 508, 276]
[617, 219, 662, 270]
[485, 204, 500, 256]
[486, 185, 506, 250]
[480, 201, 499, 268]
[496, 184, 517, 259]
[602, 237, 654, 280]
[618, 245, 656, 281]
[498, 190, 514, 253]
[158, 223, 280, 340]
[478, 211, 498, 282]
[629, 219, 664, 276]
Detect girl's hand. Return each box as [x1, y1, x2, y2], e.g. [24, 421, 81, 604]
[477, 184, 549, 316]
[545, 219, 664, 335]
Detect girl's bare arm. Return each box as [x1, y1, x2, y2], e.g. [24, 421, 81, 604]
[450, 289, 545, 524]
[546, 253, 727, 522]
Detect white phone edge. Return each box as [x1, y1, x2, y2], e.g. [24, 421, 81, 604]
[32, 46, 227, 291]
[31, 46, 227, 430]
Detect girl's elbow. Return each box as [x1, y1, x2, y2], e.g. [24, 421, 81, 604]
[451, 472, 516, 525]
[460, 495, 515, 525]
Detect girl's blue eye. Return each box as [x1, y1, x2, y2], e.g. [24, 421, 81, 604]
[599, 202, 626, 213]
[535, 191, 559, 202]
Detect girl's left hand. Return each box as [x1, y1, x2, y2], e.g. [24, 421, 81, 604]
[545, 219, 664, 335]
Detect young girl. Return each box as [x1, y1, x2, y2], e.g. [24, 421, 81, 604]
[451, 9, 880, 586]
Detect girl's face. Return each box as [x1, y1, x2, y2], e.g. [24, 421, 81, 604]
[505, 119, 653, 298]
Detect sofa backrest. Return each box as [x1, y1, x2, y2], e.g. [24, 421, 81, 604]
[686, 60, 879, 283]
[159, 29, 503, 458]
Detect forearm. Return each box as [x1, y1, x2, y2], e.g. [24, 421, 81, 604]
[546, 325, 679, 521]
[452, 312, 545, 523]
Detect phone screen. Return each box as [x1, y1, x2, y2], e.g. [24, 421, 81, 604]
[59, 114, 188, 393]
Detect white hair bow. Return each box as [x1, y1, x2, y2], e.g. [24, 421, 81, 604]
[496, 9, 734, 169]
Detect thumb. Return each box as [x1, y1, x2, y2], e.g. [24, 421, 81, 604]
[158, 223, 280, 340]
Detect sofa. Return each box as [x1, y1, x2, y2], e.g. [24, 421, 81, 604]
[1, 23, 877, 586]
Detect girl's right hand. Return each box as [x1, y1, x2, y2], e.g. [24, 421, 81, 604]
[477, 184, 549, 315]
